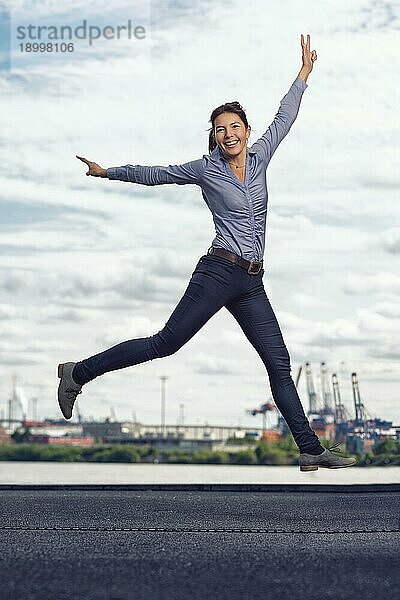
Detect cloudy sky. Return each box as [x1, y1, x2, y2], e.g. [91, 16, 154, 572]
[1, 0, 399, 429]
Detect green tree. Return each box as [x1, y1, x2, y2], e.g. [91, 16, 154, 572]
[255, 441, 289, 465]
[90, 445, 141, 463]
[276, 434, 298, 455]
[232, 450, 257, 465]
[11, 426, 32, 444]
[372, 439, 399, 456]
[192, 450, 230, 464]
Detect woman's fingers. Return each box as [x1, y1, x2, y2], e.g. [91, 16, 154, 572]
[76, 155, 105, 177]
[76, 155, 91, 166]
[76, 155, 94, 176]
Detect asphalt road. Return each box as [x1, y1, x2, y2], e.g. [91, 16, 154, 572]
[1, 486, 399, 600]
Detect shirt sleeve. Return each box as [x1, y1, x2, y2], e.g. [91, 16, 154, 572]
[106, 157, 205, 186]
[249, 77, 308, 166]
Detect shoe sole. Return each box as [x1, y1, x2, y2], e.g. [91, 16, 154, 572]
[57, 363, 63, 379]
[300, 462, 357, 472]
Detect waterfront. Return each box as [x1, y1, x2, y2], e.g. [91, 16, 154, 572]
[1, 461, 399, 485]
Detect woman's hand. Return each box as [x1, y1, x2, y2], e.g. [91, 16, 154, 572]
[301, 34, 317, 72]
[76, 155, 107, 177]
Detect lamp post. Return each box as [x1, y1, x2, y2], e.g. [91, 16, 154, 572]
[178, 403, 184, 426]
[160, 375, 168, 437]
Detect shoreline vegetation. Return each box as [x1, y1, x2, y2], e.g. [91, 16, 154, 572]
[1, 436, 399, 466]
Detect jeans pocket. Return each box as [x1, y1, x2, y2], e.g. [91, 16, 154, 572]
[203, 253, 235, 270]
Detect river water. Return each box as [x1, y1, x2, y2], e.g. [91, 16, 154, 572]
[0, 462, 399, 485]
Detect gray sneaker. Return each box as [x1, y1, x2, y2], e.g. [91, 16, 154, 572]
[57, 362, 83, 420]
[299, 442, 358, 472]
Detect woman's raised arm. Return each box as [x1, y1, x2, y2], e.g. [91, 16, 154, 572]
[249, 33, 317, 166]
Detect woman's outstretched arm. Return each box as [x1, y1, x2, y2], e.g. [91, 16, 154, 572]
[76, 155, 205, 186]
[249, 33, 317, 166]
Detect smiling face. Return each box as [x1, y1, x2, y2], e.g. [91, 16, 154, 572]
[214, 112, 251, 158]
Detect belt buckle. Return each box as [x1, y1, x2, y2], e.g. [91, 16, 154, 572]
[247, 260, 262, 275]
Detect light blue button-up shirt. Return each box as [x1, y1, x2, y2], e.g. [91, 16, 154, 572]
[106, 76, 308, 262]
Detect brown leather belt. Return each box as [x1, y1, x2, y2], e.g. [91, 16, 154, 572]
[207, 246, 263, 275]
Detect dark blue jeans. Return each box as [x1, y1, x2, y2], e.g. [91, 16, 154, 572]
[73, 252, 322, 453]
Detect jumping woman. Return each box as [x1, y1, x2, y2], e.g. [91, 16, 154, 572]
[58, 34, 357, 471]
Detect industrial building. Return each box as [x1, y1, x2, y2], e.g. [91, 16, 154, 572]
[1, 363, 399, 454]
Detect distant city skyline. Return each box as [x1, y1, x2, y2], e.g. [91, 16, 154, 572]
[1, 360, 395, 429]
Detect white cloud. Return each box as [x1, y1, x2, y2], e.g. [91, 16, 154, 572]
[343, 273, 400, 296]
